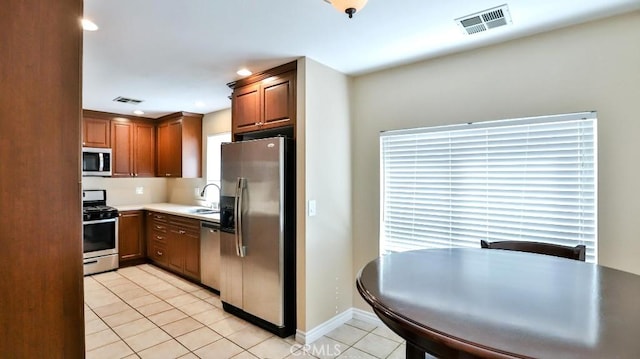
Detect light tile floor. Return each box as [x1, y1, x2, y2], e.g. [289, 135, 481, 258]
[85, 264, 406, 359]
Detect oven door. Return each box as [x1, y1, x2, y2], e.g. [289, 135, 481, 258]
[83, 218, 118, 259]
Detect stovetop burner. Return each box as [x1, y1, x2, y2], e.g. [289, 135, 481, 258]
[82, 190, 118, 221]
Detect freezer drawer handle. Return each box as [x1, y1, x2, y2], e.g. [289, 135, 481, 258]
[235, 177, 247, 257]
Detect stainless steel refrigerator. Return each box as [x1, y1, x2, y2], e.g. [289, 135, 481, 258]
[219, 136, 296, 337]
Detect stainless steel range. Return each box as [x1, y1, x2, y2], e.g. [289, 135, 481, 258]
[83, 189, 119, 275]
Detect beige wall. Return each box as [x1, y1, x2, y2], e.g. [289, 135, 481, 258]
[351, 11, 640, 310]
[82, 177, 168, 205]
[297, 57, 353, 331]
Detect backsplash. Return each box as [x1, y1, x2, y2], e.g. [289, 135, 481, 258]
[166, 178, 208, 206]
[82, 177, 169, 206]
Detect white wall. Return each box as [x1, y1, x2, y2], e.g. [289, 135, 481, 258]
[351, 11, 640, 310]
[297, 57, 353, 331]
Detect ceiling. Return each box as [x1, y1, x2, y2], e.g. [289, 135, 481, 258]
[82, 0, 640, 119]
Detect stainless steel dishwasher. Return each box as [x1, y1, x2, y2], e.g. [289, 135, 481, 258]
[200, 221, 220, 290]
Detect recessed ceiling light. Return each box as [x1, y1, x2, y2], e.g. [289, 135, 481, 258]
[195, 101, 206, 107]
[237, 69, 252, 77]
[133, 110, 144, 115]
[81, 19, 99, 31]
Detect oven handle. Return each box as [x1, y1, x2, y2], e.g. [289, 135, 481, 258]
[83, 218, 118, 225]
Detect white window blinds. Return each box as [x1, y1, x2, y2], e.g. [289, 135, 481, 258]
[380, 112, 597, 262]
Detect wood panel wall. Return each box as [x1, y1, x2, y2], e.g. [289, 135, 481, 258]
[0, 0, 85, 357]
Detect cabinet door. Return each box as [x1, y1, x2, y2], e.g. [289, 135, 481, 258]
[134, 121, 156, 177]
[157, 120, 182, 177]
[167, 227, 185, 273]
[183, 231, 200, 280]
[83, 117, 111, 148]
[111, 120, 134, 177]
[232, 83, 261, 133]
[118, 211, 144, 262]
[262, 72, 294, 128]
[157, 122, 171, 177]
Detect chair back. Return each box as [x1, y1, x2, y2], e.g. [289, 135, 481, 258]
[480, 240, 586, 261]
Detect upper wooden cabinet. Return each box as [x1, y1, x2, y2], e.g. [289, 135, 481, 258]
[156, 112, 203, 178]
[83, 109, 201, 178]
[82, 111, 111, 148]
[229, 61, 296, 139]
[111, 118, 156, 177]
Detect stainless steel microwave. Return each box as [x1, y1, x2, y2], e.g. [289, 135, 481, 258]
[82, 147, 112, 176]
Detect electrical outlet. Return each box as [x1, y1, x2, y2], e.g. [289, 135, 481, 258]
[135, 186, 144, 195]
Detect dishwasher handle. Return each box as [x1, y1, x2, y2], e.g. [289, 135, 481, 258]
[201, 221, 219, 231]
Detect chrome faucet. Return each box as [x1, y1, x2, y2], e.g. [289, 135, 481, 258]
[200, 183, 221, 209]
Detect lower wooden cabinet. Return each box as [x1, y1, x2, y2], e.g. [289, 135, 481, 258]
[118, 210, 145, 265]
[167, 215, 201, 281]
[146, 211, 200, 281]
[146, 211, 169, 266]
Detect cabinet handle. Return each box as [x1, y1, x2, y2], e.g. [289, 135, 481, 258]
[165, 173, 170, 177]
[155, 225, 164, 230]
[178, 230, 186, 234]
[157, 251, 163, 256]
[156, 235, 164, 240]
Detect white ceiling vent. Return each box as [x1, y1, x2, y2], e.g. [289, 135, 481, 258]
[456, 4, 512, 35]
[113, 96, 143, 105]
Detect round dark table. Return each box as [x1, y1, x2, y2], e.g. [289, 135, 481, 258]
[356, 248, 640, 358]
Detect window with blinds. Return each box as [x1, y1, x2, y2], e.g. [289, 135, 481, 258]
[380, 112, 597, 262]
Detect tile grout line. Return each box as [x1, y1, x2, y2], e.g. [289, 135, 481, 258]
[87, 269, 209, 357]
[89, 265, 397, 359]
[87, 266, 264, 358]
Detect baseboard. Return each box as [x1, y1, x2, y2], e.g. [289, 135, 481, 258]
[295, 309, 353, 344]
[351, 307, 383, 327]
[295, 307, 384, 344]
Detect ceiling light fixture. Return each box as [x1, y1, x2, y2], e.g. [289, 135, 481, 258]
[325, 0, 368, 18]
[81, 19, 99, 31]
[133, 110, 144, 115]
[237, 69, 252, 77]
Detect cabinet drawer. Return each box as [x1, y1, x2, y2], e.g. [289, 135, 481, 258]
[149, 212, 169, 222]
[149, 242, 168, 264]
[150, 223, 168, 233]
[169, 216, 199, 231]
[150, 231, 168, 243]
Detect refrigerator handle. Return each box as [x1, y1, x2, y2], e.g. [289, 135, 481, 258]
[234, 177, 247, 257]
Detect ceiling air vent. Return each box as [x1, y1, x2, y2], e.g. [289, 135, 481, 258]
[456, 4, 512, 35]
[113, 96, 143, 105]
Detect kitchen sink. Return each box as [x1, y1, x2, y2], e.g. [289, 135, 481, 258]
[188, 208, 219, 215]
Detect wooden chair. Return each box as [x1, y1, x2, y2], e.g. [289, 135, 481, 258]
[480, 240, 586, 261]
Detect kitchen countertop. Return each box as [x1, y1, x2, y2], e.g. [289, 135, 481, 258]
[114, 203, 220, 223]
